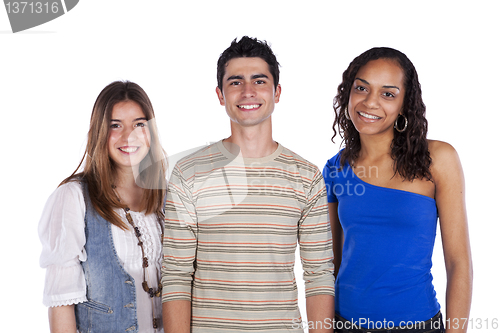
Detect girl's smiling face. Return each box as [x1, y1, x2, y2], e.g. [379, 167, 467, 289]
[347, 58, 405, 138]
[107, 100, 151, 172]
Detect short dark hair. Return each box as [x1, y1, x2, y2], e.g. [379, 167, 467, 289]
[332, 47, 432, 181]
[217, 36, 280, 91]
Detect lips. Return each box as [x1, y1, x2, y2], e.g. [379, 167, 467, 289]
[358, 111, 382, 120]
[118, 146, 139, 153]
[237, 104, 261, 110]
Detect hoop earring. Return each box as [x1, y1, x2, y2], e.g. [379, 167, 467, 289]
[394, 114, 408, 133]
[345, 109, 350, 120]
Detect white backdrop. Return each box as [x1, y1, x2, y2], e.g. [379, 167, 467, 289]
[1, 1, 498, 331]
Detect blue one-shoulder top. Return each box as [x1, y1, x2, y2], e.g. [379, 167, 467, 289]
[323, 151, 440, 328]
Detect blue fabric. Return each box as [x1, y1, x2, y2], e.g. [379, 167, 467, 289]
[323, 151, 440, 327]
[75, 182, 138, 333]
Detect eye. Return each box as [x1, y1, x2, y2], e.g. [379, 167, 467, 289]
[255, 80, 266, 84]
[110, 123, 120, 129]
[135, 122, 147, 128]
[229, 81, 241, 86]
[383, 92, 395, 98]
[355, 86, 367, 92]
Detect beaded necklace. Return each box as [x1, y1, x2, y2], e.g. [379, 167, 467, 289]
[123, 207, 163, 330]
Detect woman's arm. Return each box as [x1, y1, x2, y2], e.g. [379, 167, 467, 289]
[39, 183, 87, 331]
[328, 202, 343, 278]
[430, 141, 473, 332]
[48, 305, 77, 333]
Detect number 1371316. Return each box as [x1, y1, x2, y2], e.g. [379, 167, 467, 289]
[5, 2, 59, 14]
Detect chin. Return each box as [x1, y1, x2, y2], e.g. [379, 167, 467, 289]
[356, 127, 393, 137]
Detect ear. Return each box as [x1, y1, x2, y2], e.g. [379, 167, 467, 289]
[216, 87, 225, 106]
[274, 84, 281, 103]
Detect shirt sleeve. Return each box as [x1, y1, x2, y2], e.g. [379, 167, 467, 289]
[38, 182, 88, 307]
[298, 169, 335, 298]
[323, 159, 339, 203]
[161, 164, 198, 302]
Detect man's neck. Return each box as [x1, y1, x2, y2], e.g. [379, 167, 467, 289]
[224, 119, 277, 158]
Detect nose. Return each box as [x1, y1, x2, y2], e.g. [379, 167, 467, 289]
[129, 126, 150, 147]
[242, 82, 256, 98]
[363, 91, 379, 109]
[123, 126, 139, 144]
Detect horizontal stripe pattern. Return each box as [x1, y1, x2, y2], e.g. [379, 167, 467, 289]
[161, 141, 334, 332]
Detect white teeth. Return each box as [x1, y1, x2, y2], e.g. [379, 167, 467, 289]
[238, 104, 260, 109]
[359, 111, 381, 119]
[119, 147, 139, 153]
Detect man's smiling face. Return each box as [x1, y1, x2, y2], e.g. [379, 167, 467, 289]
[216, 57, 281, 128]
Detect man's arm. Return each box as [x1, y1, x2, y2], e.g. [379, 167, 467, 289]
[298, 169, 336, 332]
[161, 164, 198, 332]
[306, 295, 335, 333]
[163, 300, 191, 333]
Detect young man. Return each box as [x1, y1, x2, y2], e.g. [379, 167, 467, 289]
[162, 36, 335, 333]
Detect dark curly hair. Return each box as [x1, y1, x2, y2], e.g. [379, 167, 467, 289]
[217, 36, 280, 91]
[332, 47, 432, 181]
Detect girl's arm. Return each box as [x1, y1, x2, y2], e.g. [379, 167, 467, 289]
[48, 306, 77, 333]
[430, 140, 473, 332]
[328, 202, 343, 279]
[39, 182, 87, 331]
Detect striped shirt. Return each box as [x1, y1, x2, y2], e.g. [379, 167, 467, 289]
[161, 140, 334, 332]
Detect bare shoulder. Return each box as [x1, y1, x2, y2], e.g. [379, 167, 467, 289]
[428, 139, 458, 158]
[427, 140, 463, 183]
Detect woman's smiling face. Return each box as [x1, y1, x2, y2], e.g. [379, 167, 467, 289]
[107, 100, 151, 172]
[347, 58, 406, 138]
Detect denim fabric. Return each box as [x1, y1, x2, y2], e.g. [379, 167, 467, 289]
[334, 311, 444, 333]
[75, 182, 138, 333]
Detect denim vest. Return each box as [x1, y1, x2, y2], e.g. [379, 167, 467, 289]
[75, 182, 138, 333]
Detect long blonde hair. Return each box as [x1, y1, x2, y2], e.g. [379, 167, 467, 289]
[61, 81, 166, 229]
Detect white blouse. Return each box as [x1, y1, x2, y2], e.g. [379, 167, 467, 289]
[39, 182, 164, 333]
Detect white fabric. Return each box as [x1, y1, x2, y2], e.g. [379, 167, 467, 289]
[39, 182, 164, 333]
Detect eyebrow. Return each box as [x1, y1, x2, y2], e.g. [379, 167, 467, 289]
[110, 117, 147, 122]
[355, 77, 400, 91]
[226, 73, 269, 81]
